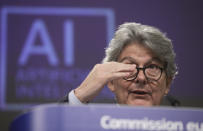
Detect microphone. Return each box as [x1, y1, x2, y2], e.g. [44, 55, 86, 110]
[165, 95, 181, 106]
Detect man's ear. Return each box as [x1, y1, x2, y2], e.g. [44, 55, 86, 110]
[165, 77, 173, 95]
[107, 81, 115, 92]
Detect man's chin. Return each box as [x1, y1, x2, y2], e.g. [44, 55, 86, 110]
[127, 99, 153, 106]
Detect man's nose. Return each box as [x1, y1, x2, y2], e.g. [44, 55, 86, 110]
[135, 69, 147, 83]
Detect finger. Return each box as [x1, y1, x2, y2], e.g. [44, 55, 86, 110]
[111, 72, 131, 80]
[113, 63, 136, 72]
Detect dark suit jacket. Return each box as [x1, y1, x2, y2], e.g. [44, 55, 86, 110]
[59, 94, 69, 103]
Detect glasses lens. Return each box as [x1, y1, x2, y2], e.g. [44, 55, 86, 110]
[145, 65, 161, 80]
[124, 68, 138, 81]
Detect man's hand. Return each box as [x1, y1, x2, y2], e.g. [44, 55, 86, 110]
[74, 62, 136, 103]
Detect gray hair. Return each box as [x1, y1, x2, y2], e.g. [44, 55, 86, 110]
[102, 22, 177, 78]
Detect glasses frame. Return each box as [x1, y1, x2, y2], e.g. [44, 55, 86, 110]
[123, 64, 164, 81]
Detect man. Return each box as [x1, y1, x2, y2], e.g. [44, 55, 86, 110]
[62, 22, 179, 106]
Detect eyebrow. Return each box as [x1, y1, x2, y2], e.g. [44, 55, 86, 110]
[119, 56, 163, 66]
[119, 56, 137, 63]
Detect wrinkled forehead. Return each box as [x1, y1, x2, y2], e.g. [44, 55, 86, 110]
[119, 56, 163, 64]
[117, 43, 165, 66]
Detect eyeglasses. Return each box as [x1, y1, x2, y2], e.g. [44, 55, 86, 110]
[123, 64, 164, 81]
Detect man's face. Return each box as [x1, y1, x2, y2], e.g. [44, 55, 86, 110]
[108, 43, 171, 106]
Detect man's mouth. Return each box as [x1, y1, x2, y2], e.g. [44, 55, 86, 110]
[129, 90, 151, 96]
